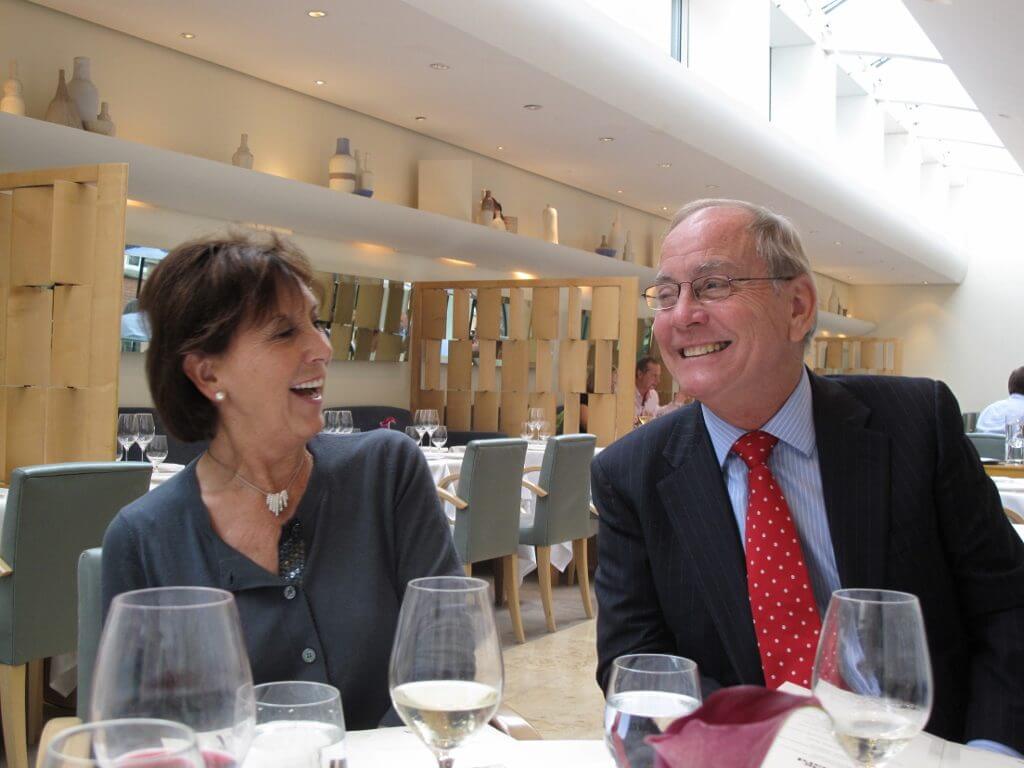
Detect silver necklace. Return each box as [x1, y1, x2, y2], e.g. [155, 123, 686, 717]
[205, 450, 308, 517]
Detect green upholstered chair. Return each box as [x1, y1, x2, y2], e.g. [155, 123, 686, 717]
[519, 434, 598, 632]
[75, 548, 103, 721]
[0, 463, 151, 768]
[967, 431, 1004, 460]
[437, 438, 531, 643]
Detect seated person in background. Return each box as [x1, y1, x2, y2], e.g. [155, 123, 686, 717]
[976, 366, 1024, 433]
[634, 356, 661, 424]
[577, 366, 617, 433]
[103, 232, 461, 730]
[655, 389, 693, 418]
[593, 199, 1024, 755]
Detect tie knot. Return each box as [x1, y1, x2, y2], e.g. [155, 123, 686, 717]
[730, 430, 779, 469]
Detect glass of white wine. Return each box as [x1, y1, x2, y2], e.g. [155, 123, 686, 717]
[604, 654, 701, 768]
[389, 576, 503, 768]
[812, 589, 932, 768]
[246, 681, 346, 768]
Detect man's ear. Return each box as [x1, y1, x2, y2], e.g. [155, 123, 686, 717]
[183, 352, 221, 403]
[788, 274, 817, 344]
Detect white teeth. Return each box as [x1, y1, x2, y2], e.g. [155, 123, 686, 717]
[681, 342, 729, 358]
[291, 378, 324, 390]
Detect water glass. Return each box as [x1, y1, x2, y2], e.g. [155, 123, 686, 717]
[536, 421, 552, 440]
[389, 577, 503, 768]
[413, 410, 428, 446]
[812, 589, 932, 767]
[40, 719, 206, 768]
[406, 426, 421, 442]
[145, 435, 168, 471]
[1005, 417, 1024, 464]
[91, 587, 256, 764]
[246, 681, 346, 768]
[604, 654, 701, 768]
[116, 414, 138, 462]
[135, 414, 156, 456]
[337, 410, 354, 434]
[323, 410, 338, 434]
[431, 426, 448, 450]
[519, 422, 532, 441]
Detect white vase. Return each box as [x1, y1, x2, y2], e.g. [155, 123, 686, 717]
[609, 211, 624, 255]
[542, 204, 558, 244]
[477, 189, 495, 225]
[85, 101, 115, 136]
[67, 56, 99, 126]
[0, 59, 25, 116]
[44, 69, 82, 129]
[488, 211, 507, 231]
[622, 230, 633, 262]
[827, 286, 840, 314]
[328, 137, 356, 192]
[355, 151, 375, 197]
[232, 132, 254, 169]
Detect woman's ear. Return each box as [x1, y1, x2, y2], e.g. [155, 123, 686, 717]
[183, 352, 222, 403]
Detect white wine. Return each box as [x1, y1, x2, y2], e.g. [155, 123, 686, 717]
[604, 691, 700, 768]
[391, 680, 500, 752]
[835, 717, 918, 766]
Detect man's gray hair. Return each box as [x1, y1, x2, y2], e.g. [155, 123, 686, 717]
[667, 198, 817, 342]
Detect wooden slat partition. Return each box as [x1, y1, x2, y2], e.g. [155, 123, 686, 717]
[410, 277, 638, 447]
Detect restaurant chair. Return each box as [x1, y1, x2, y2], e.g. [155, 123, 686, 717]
[519, 434, 598, 633]
[966, 431, 1004, 461]
[0, 463, 151, 768]
[437, 438, 531, 643]
[962, 411, 979, 433]
[1005, 507, 1024, 525]
[76, 548, 103, 721]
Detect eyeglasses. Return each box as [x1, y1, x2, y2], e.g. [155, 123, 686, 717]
[642, 275, 796, 310]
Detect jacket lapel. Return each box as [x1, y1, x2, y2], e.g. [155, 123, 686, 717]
[810, 373, 891, 589]
[656, 406, 764, 685]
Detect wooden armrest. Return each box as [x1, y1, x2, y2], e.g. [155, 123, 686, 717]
[37, 717, 84, 767]
[1006, 507, 1024, 524]
[489, 704, 542, 741]
[0, 558, 12, 577]
[590, 502, 599, 518]
[523, 465, 543, 474]
[521, 479, 548, 497]
[437, 488, 468, 510]
[437, 473, 461, 490]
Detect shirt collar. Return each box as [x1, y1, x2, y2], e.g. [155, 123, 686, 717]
[702, 368, 816, 467]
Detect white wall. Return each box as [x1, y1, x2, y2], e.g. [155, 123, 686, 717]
[770, 44, 836, 152]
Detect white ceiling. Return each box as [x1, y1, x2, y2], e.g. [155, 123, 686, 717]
[28, 0, 981, 284]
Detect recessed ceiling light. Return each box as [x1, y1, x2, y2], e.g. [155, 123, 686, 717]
[439, 257, 475, 267]
[617, 189, 623, 194]
[180, 32, 195, 39]
[314, 79, 326, 86]
[496, 145, 504, 150]
[923, 280, 929, 285]
[705, 184, 719, 190]
[834, 241, 842, 246]
[430, 62, 451, 70]
[659, 162, 672, 168]
[661, 206, 669, 211]
[998, 113, 1012, 119]
[414, 116, 427, 121]
[523, 104, 543, 110]
[598, 136, 615, 142]
[307, 10, 327, 18]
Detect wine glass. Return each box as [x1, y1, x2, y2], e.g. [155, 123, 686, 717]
[604, 654, 701, 768]
[406, 426, 421, 442]
[245, 681, 346, 768]
[322, 410, 338, 434]
[145, 435, 168, 471]
[535, 421, 552, 441]
[413, 410, 428, 447]
[528, 408, 545, 439]
[40, 719, 206, 768]
[337, 410, 354, 435]
[91, 587, 256, 765]
[431, 426, 448, 450]
[519, 422, 532, 440]
[389, 576, 503, 768]
[135, 414, 156, 458]
[423, 409, 440, 445]
[812, 589, 932, 768]
[116, 414, 138, 462]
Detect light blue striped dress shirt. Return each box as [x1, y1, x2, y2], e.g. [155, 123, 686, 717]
[701, 368, 841, 616]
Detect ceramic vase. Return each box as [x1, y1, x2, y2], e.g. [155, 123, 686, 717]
[609, 211, 624, 255]
[232, 132, 254, 169]
[44, 69, 82, 129]
[488, 210, 507, 231]
[622, 230, 633, 262]
[542, 204, 558, 244]
[328, 137, 356, 192]
[85, 101, 115, 136]
[827, 286, 840, 314]
[67, 56, 99, 127]
[477, 189, 496, 225]
[0, 59, 25, 116]
[355, 151, 375, 197]
[595, 235, 616, 258]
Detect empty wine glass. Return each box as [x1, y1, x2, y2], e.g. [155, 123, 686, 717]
[116, 414, 138, 462]
[423, 409, 440, 445]
[40, 718, 206, 768]
[91, 587, 256, 765]
[337, 410, 354, 435]
[812, 589, 932, 768]
[413, 410, 428, 447]
[406, 426, 421, 442]
[389, 577, 503, 768]
[604, 654, 701, 768]
[431, 426, 448, 450]
[528, 408, 545, 439]
[245, 681, 346, 768]
[322, 410, 338, 434]
[519, 422, 532, 440]
[145, 435, 168, 471]
[536, 421, 552, 441]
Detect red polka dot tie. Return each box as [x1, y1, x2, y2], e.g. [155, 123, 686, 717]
[731, 430, 822, 689]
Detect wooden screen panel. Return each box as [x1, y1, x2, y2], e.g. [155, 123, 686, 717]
[531, 287, 559, 340]
[445, 390, 472, 431]
[4, 386, 45, 478]
[507, 287, 528, 340]
[567, 287, 583, 339]
[382, 283, 404, 334]
[500, 391, 529, 438]
[534, 340, 555, 393]
[53, 180, 95, 286]
[593, 340, 615, 394]
[452, 289, 472, 340]
[52, 285, 92, 388]
[421, 288, 449, 339]
[330, 324, 353, 359]
[11, 186, 54, 287]
[590, 287, 620, 340]
[333, 282, 356, 325]
[825, 339, 843, 369]
[422, 339, 442, 390]
[500, 340, 529, 392]
[473, 391, 500, 432]
[82, 383, 117, 461]
[418, 389, 446, 413]
[88, 163, 128, 389]
[477, 340, 498, 392]
[0, 194, 10, 373]
[375, 333, 403, 362]
[562, 393, 581, 435]
[558, 339, 588, 393]
[447, 340, 473, 391]
[354, 282, 384, 329]
[311, 272, 335, 321]
[859, 339, 880, 370]
[475, 288, 501, 340]
[528, 392, 556, 432]
[588, 393, 617, 446]
[352, 328, 374, 361]
[45, 387, 85, 463]
[6, 287, 52, 386]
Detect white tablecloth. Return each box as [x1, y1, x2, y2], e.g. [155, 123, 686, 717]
[993, 476, 1024, 523]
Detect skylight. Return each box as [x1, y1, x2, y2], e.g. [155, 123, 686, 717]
[582, 0, 675, 57]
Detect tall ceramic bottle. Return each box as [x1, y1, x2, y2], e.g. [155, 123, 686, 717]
[477, 190, 496, 225]
[542, 204, 558, 244]
[609, 211, 624, 255]
[355, 151, 375, 197]
[0, 59, 25, 116]
[232, 133, 254, 169]
[44, 69, 82, 128]
[68, 56, 100, 125]
[328, 138, 357, 192]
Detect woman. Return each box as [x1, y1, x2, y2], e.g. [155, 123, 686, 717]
[102, 232, 461, 729]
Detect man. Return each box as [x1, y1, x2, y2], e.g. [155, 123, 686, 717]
[592, 199, 1024, 755]
[976, 366, 1024, 433]
[635, 357, 661, 423]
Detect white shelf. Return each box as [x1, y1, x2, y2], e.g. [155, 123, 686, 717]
[816, 310, 876, 337]
[0, 113, 657, 283]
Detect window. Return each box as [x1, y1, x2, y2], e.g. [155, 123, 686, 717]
[582, 0, 687, 62]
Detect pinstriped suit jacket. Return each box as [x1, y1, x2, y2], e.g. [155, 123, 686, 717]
[592, 372, 1024, 751]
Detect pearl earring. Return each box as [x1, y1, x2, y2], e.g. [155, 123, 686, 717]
[214, 391, 226, 402]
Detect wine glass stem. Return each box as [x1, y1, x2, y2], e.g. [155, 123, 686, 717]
[436, 754, 453, 768]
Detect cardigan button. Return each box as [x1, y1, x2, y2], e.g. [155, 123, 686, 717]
[284, 585, 297, 600]
[302, 648, 317, 664]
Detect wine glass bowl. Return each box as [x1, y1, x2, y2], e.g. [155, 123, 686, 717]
[246, 681, 346, 768]
[40, 719, 207, 768]
[145, 435, 168, 471]
[135, 413, 156, 456]
[337, 410, 354, 434]
[431, 426, 448, 450]
[812, 589, 932, 768]
[117, 414, 138, 462]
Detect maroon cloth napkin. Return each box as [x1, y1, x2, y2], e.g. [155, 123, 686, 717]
[648, 685, 822, 768]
